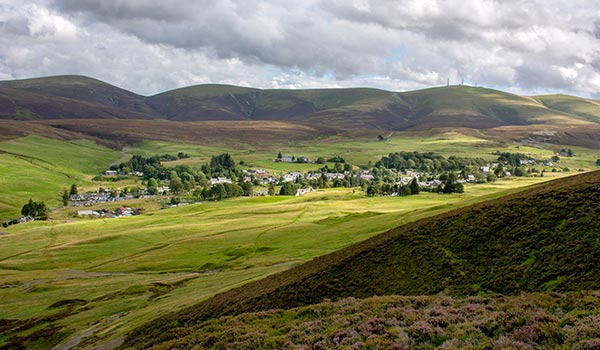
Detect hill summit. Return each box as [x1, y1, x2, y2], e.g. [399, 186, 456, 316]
[2, 75, 600, 131]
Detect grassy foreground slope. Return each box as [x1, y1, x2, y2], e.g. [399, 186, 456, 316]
[0, 176, 565, 350]
[123, 170, 600, 349]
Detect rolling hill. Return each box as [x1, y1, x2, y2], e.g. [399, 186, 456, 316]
[2, 75, 600, 132]
[122, 170, 600, 349]
[0, 75, 160, 120]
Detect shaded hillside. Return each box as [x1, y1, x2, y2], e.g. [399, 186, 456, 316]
[0, 75, 159, 120]
[145, 84, 261, 121]
[2, 75, 600, 131]
[142, 292, 600, 350]
[123, 171, 600, 349]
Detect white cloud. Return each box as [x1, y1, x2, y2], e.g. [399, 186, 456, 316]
[0, 0, 599, 98]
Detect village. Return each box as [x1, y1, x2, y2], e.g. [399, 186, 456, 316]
[72, 150, 563, 210]
[2, 148, 574, 229]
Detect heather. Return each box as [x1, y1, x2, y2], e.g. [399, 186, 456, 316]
[148, 292, 600, 350]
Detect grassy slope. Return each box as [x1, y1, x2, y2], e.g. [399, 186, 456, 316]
[122, 171, 600, 349]
[399, 86, 555, 128]
[0, 135, 121, 220]
[149, 292, 600, 350]
[534, 94, 600, 123]
[149, 84, 598, 130]
[0, 175, 567, 349]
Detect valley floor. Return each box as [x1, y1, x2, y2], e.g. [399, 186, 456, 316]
[0, 129, 597, 349]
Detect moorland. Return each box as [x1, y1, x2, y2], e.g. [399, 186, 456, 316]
[0, 75, 599, 349]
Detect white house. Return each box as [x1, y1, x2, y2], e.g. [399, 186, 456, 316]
[295, 187, 315, 196]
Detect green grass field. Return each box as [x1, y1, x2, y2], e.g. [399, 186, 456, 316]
[0, 129, 597, 349]
[0, 136, 121, 220]
[0, 172, 572, 349]
[129, 130, 593, 176]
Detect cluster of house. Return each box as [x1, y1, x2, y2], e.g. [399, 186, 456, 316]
[76, 207, 136, 218]
[105, 170, 144, 177]
[246, 169, 376, 184]
[242, 169, 279, 184]
[209, 177, 233, 185]
[70, 190, 135, 207]
[252, 187, 315, 196]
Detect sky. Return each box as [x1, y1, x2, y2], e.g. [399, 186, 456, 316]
[1, 0, 600, 97]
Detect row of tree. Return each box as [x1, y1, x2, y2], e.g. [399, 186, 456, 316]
[376, 151, 488, 174]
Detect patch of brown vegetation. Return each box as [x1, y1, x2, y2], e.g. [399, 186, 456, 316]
[486, 124, 600, 149]
[36, 119, 339, 146]
[0, 120, 121, 148]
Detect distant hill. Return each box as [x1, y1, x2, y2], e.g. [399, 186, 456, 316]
[2, 75, 600, 131]
[0, 75, 160, 120]
[123, 170, 600, 349]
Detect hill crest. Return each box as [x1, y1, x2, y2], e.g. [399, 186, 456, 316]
[2, 75, 600, 131]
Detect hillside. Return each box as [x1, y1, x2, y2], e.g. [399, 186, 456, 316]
[535, 94, 600, 124]
[123, 170, 600, 349]
[2, 75, 600, 132]
[137, 292, 600, 350]
[0, 75, 160, 120]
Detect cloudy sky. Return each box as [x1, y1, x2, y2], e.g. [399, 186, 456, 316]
[1, 0, 600, 97]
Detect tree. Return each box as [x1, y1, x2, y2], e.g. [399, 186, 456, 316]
[210, 153, 236, 173]
[268, 183, 275, 196]
[169, 171, 184, 194]
[442, 173, 464, 194]
[147, 178, 158, 195]
[399, 185, 412, 196]
[277, 152, 282, 160]
[334, 162, 344, 173]
[69, 184, 78, 196]
[241, 182, 253, 196]
[366, 184, 379, 196]
[210, 183, 227, 200]
[21, 199, 49, 220]
[514, 166, 526, 177]
[279, 182, 297, 196]
[409, 177, 420, 195]
[62, 189, 69, 206]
